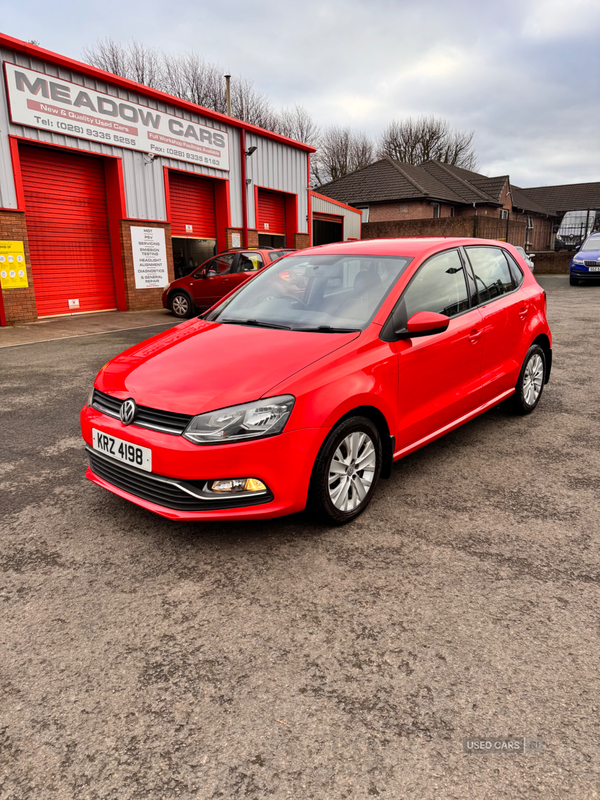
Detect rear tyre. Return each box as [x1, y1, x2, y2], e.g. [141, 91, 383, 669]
[170, 291, 194, 319]
[505, 344, 546, 415]
[569, 275, 579, 286]
[308, 416, 382, 525]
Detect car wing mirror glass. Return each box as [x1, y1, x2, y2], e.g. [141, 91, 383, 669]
[396, 311, 450, 339]
[206, 269, 217, 277]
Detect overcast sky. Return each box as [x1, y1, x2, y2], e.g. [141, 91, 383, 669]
[4, 0, 600, 186]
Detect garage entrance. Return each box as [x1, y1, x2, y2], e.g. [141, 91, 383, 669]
[169, 171, 217, 277]
[313, 212, 344, 246]
[257, 189, 286, 248]
[19, 144, 117, 317]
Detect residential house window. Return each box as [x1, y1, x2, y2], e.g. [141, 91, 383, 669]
[450, 207, 455, 217]
[500, 209, 509, 220]
[356, 205, 369, 222]
[526, 216, 533, 245]
[432, 203, 440, 219]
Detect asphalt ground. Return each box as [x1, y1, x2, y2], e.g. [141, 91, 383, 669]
[1, 275, 599, 799]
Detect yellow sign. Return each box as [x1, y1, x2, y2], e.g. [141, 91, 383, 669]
[0, 241, 28, 289]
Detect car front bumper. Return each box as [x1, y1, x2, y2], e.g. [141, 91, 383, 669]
[81, 404, 328, 520]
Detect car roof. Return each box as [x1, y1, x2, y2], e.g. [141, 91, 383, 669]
[295, 237, 519, 258]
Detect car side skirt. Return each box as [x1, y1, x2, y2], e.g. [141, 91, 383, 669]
[393, 388, 515, 461]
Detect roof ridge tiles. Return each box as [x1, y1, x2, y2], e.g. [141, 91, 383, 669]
[387, 158, 430, 197]
[428, 161, 496, 203]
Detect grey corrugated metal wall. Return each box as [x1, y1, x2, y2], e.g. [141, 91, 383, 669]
[0, 47, 307, 233]
[311, 193, 362, 240]
[244, 132, 309, 234]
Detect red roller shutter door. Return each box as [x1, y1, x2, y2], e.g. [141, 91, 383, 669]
[169, 172, 216, 238]
[19, 145, 117, 317]
[257, 190, 286, 235]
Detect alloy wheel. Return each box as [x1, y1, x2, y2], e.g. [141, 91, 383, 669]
[523, 353, 544, 406]
[327, 431, 377, 512]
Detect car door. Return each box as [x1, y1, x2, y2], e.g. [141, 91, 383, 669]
[463, 246, 529, 405]
[190, 253, 237, 307]
[391, 248, 485, 450]
[226, 251, 265, 293]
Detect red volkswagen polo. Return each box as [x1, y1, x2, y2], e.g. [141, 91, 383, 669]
[81, 238, 552, 524]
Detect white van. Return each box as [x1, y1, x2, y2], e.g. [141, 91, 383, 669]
[555, 210, 597, 251]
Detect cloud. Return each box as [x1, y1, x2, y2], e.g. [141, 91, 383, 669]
[4, 0, 600, 185]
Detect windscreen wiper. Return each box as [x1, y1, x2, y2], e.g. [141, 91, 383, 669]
[219, 318, 291, 330]
[291, 325, 360, 333]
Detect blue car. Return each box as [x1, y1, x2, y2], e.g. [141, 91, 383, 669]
[570, 233, 600, 286]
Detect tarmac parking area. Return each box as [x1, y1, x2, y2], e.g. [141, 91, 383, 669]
[1, 276, 600, 799]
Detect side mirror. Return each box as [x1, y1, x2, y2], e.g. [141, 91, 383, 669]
[206, 270, 217, 277]
[397, 311, 450, 339]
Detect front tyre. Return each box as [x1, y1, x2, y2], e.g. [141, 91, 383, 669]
[505, 344, 546, 415]
[309, 416, 382, 524]
[569, 275, 579, 286]
[170, 291, 194, 319]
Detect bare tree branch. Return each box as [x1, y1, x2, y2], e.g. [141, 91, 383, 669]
[378, 116, 478, 170]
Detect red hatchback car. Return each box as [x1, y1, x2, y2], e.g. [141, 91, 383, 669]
[162, 247, 295, 318]
[82, 238, 552, 524]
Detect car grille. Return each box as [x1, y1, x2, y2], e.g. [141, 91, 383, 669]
[87, 448, 273, 511]
[584, 261, 599, 267]
[92, 389, 193, 435]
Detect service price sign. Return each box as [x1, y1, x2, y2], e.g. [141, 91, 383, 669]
[4, 63, 230, 171]
[131, 227, 169, 290]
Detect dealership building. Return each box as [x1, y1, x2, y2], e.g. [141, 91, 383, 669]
[0, 34, 361, 325]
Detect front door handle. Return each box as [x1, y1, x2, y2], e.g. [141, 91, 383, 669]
[468, 328, 482, 344]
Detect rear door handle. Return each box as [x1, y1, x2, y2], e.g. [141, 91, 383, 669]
[518, 306, 528, 320]
[468, 328, 482, 344]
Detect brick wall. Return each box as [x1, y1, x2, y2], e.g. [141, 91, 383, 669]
[531, 251, 571, 274]
[0, 210, 37, 325]
[369, 200, 434, 222]
[119, 221, 175, 311]
[294, 233, 310, 250]
[362, 216, 476, 239]
[247, 230, 259, 248]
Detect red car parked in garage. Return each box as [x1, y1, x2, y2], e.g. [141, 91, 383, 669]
[82, 238, 552, 524]
[162, 247, 295, 318]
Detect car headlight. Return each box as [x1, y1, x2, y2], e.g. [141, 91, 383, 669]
[572, 257, 584, 264]
[183, 395, 295, 444]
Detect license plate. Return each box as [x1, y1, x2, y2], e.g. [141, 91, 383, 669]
[588, 266, 600, 272]
[92, 428, 152, 472]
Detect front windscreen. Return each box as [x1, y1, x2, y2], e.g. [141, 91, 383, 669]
[581, 234, 600, 252]
[205, 254, 412, 331]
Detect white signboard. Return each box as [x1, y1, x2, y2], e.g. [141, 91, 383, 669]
[4, 63, 230, 171]
[131, 227, 169, 289]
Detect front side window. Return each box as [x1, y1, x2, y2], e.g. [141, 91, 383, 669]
[402, 249, 469, 320]
[205, 254, 412, 331]
[465, 247, 514, 303]
[197, 253, 236, 277]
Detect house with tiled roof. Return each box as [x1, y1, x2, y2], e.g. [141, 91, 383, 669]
[317, 159, 556, 250]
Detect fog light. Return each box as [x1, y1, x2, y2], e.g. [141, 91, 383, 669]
[210, 478, 267, 494]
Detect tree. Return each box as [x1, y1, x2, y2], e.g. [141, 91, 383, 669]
[82, 39, 279, 128]
[313, 126, 375, 186]
[378, 116, 478, 170]
[276, 105, 320, 148]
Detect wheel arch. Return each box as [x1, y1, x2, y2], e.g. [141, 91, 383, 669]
[532, 333, 552, 383]
[335, 405, 395, 479]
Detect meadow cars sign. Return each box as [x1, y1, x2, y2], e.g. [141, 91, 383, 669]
[4, 63, 230, 171]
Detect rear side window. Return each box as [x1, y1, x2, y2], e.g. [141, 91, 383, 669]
[505, 251, 524, 287]
[465, 247, 514, 303]
[403, 249, 470, 319]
